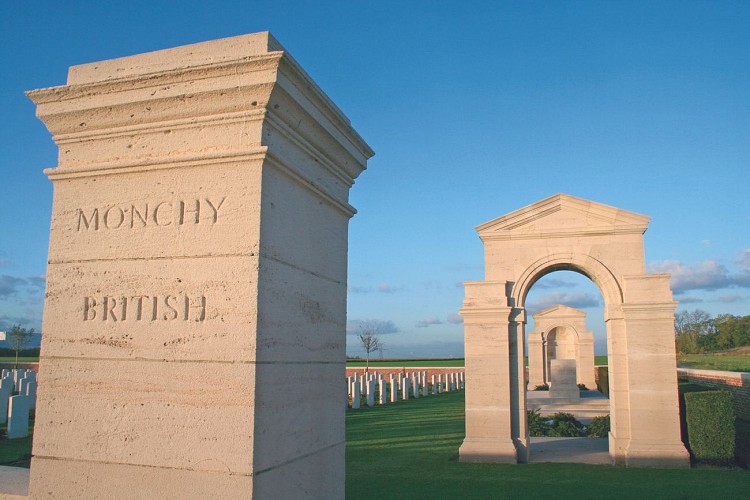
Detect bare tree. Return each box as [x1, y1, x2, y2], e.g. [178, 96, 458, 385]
[358, 321, 381, 372]
[7, 324, 35, 369]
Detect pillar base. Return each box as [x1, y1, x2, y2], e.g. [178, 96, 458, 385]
[459, 438, 519, 463]
[624, 439, 691, 468]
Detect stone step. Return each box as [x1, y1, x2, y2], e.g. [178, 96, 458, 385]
[527, 398, 609, 407]
[534, 406, 610, 416]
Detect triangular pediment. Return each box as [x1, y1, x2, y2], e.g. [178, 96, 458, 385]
[532, 304, 587, 319]
[477, 193, 650, 240]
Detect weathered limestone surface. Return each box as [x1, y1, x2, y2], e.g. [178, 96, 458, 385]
[548, 359, 579, 399]
[27, 32, 372, 498]
[460, 194, 689, 467]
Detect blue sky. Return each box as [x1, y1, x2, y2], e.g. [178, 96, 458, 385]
[1, 2, 749, 357]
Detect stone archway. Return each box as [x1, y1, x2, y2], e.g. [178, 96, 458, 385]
[528, 305, 596, 391]
[459, 194, 688, 467]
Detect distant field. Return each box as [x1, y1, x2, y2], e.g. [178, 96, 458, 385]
[677, 354, 750, 372]
[349, 357, 612, 368]
[347, 358, 464, 368]
[0, 357, 38, 363]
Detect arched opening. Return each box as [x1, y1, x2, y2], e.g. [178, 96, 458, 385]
[524, 270, 610, 463]
[459, 194, 689, 467]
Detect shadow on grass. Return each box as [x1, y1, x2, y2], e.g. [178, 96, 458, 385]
[347, 391, 749, 499]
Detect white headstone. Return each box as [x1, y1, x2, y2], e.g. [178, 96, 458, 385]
[352, 382, 361, 409]
[19, 377, 29, 396]
[7, 395, 31, 439]
[26, 380, 38, 409]
[366, 380, 375, 407]
[378, 379, 386, 405]
[0, 379, 12, 424]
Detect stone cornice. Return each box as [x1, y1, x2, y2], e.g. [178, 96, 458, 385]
[480, 226, 648, 241]
[44, 146, 269, 180]
[476, 193, 650, 241]
[27, 46, 373, 172]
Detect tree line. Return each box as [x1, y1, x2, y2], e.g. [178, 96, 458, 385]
[675, 310, 750, 354]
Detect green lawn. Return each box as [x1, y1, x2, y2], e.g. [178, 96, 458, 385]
[677, 354, 750, 372]
[3, 391, 749, 496]
[347, 391, 749, 499]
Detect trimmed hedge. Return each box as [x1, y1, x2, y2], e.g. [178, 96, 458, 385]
[684, 390, 735, 465]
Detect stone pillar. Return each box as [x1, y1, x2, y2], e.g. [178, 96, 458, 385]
[509, 309, 528, 462]
[527, 334, 545, 388]
[619, 275, 689, 467]
[27, 32, 373, 498]
[459, 281, 518, 463]
[605, 305, 631, 464]
[577, 332, 597, 390]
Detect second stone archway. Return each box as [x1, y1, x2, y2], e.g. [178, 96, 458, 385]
[459, 194, 689, 467]
[528, 305, 596, 391]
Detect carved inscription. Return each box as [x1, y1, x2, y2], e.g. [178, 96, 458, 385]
[83, 294, 206, 322]
[76, 197, 226, 231]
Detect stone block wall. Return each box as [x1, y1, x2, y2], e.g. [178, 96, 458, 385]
[678, 368, 750, 421]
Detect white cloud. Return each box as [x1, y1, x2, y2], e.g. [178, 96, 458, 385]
[0, 275, 26, 299]
[346, 319, 398, 335]
[677, 296, 703, 304]
[718, 294, 742, 303]
[378, 283, 399, 293]
[526, 292, 600, 313]
[648, 259, 750, 293]
[416, 317, 443, 328]
[533, 277, 578, 289]
[701, 240, 711, 247]
[348, 282, 402, 294]
[738, 249, 750, 272]
[446, 313, 463, 324]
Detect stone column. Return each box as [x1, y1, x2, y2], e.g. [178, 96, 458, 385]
[527, 334, 545, 388]
[459, 281, 518, 463]
[605, 304, 631, 464]
[27, 32, 373, 498]
[619, 275, 689, 467]
[577, 331, 597, 390]
[509, 308, 528, 462]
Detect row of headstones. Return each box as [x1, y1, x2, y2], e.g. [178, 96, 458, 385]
[1, 368, 37, 439]
[347, 371, 465, 409]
